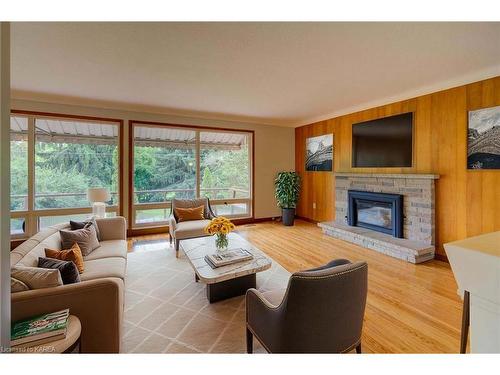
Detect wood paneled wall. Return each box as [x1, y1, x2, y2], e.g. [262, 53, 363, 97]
[295, 76, 500, 259]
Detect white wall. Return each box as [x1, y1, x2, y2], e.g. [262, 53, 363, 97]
[11, 98, 295, 221]
[0, 22, 11, 351]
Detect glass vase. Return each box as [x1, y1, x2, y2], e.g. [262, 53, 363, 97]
[215, 233, 229, 252]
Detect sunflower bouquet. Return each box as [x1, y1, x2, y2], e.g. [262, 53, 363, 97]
[204, 216, 236, 251]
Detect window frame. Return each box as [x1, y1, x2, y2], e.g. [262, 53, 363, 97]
[129, 120, 254, 229]
[9, 112, 255, 239]
[10, 110, 124, 239]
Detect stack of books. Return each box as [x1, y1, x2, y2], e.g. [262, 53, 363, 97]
[11, 309, 70, 348]
[205, 248, 253, 268]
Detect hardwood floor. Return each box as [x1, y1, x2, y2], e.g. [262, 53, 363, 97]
[128, 219, 463, 353]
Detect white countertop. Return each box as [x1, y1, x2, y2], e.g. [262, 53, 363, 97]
[445, 231, 500, 258]
[444, 231, 500, 353]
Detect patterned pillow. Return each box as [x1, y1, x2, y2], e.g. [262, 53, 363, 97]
[45, 243, 84, 273]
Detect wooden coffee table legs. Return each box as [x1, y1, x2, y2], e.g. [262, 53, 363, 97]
[206, 273, 256, 303]
[460, 290, 470, 354]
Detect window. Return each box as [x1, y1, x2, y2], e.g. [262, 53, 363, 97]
[10, 116, 28, 212]
[38, 212, 116, 230]
[34, 118, 119, 209]
[10, 116, 29, 238]
[135, 208, 170, 225]
[9, 113, 122, 238]
[133, 126, 196, 226]
[131, 122, 252, 228]
[11, 218, 25, 236]
[200, 130, 251, 217]
[9, 113, 252, 237]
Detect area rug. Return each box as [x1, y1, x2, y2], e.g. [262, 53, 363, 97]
[122, 238, 291, 353]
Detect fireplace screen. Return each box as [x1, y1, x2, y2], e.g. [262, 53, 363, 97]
[356, 199, 392, 230]
[347, 190, 404, 238]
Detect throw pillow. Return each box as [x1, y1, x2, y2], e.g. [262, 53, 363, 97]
[11, 266, 63, 290]
[37, 257, 81, 285]
[11, 277, 29, 293]
[70, 217, 101, 241]
[175, 206, 205, 222]
[45, 243, 85, 273]
[60, 225, 100, 256]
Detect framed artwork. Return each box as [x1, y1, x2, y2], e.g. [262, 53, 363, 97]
[305, 134, 333, 171]
[467, 105, 500, 169]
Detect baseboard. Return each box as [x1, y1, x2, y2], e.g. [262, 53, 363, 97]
[434, 253, 449, 263]
[127, 226, 169, 237]
[235, 217, 277, 225]
[295, 215, 318, 224]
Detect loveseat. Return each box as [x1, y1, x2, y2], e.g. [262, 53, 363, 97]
[10, 217, 127, 353]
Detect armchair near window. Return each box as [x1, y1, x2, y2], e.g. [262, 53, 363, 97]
[246, 259, 368, 353]
[168, 198, 216, 257]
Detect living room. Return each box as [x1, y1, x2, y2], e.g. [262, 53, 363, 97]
[1, 2, 499, 374]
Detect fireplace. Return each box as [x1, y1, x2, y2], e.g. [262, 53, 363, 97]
[347, 190, 404, 238]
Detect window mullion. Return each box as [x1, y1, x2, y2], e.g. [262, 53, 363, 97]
[195, 131, 200, 198]
[27, 116, 36, 236]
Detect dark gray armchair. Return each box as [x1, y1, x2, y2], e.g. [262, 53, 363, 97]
[168, 198, 216, 257]
[246, 259, 368, 353]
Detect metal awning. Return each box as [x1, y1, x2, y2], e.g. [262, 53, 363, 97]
[10, 116, 28, 141]
[134, 126, 247, 150]
[10, 117, 248, 150]
[10, 117, 119, 145]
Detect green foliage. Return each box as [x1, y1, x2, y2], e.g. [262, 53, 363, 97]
[133, 146, 196, 203]
[36, 142, 117, 191]
[10, 140, 119, 210]
[34, 168, 90, 208]
[275, 171, 300, 209]
[11, 141, 28, 210]
[10, 138, 251, 211]
[201, 167, 216, 190]
[33, 141, 118, 208]
[200, 147, 249, 199]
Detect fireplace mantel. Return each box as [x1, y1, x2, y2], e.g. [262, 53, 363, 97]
[334, 172, 440, 180]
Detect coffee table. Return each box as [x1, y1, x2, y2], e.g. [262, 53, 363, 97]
[180, 233, 272, 303]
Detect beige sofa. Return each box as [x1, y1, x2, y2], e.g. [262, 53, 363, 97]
[10, 217, 127, 353]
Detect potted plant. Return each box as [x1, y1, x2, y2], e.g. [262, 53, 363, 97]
[275, 172, 301, 226]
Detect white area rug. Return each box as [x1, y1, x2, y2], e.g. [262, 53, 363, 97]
[122, 240, 291, 353]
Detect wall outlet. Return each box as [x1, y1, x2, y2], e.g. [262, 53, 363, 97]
[313, 202, 317, 209]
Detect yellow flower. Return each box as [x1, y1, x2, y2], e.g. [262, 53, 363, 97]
[205, 217, 235, 236]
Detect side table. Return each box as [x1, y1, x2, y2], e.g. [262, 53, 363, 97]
[11, 315, 81, 354]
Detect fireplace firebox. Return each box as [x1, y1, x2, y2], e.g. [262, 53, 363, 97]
[347, 190, 404, 238]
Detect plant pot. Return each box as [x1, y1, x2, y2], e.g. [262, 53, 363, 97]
[282, 208, 296, 226]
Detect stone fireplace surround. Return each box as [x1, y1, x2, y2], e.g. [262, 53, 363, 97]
[318, 172, 439, 263]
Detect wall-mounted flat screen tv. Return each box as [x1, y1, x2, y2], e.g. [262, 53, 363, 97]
[352, 112, 413, 168]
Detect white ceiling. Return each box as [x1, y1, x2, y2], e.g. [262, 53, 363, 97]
[10, 22, 500, 127]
